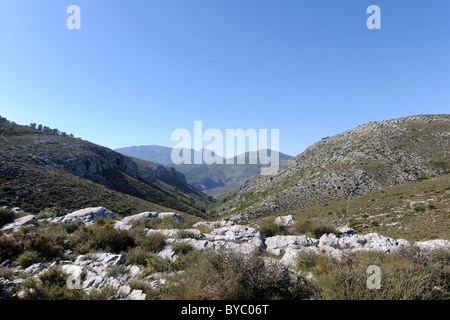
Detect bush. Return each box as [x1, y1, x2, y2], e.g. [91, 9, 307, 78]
[292, 218, 314, 235]
[125, 247, 155, 266]
[141, 233, 166, 253]
[21, 266, 86, 300]
[16, 251, 41, 268]
[177, 230, 201, 240]
[311, 226, 337, 238]
[22, 224, 67, 260]
[313, 249, 450, 300]
[165, 250, 312, 300]
[0, 208, 14, 228]
[87, 223, 135, 253]
[172, 242, 194, 256]
[0, 235, 23, 262]
[21, 266, 118, 300]
[259, 219, 289, 237]
[145, 254, 173, 274]
[35, 207, 68, 220]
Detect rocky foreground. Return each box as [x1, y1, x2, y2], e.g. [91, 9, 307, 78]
[1, 207, 449, 300]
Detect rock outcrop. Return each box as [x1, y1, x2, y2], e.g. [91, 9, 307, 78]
[48, 207, 116, 225]
[217, 114, 450, 220]
[1, 215, 37, 232]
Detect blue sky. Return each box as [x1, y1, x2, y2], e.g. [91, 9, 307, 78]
[0, 0, 449, 157]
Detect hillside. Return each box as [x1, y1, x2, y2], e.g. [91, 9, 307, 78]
[0, 118, 211, 218]
[253, 173, 450, 241]
[116, 145, 292, 198]
[216, 114, 450, 220]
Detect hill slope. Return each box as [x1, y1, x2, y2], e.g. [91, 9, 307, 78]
[0, 118, 211, 218]
[216, 114, 450, 220]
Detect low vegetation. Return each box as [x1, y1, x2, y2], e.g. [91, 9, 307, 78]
[294, 247, 450, 300]
[251, 174, 450, 241]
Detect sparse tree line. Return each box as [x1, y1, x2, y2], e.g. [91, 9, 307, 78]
[0, 115, 75, 138]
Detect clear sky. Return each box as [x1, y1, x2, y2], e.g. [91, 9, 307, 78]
[0, 0, 449, 157]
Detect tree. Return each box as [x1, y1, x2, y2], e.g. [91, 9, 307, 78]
[30, 123, 37, 130]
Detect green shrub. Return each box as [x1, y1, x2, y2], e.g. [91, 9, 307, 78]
[172, 242, 194, 256]
[141, 233, 166, 253]
[22, 225, 66, 260]
[313, 249, 450, 300]
[21, 266, 86, 300]
[125, 247, 155, 266]
[145, 254, 173, 274]
[165, 250, 312, 300]
[87, 223, 135, 253]
[311, 225, 337, 238]
[0, 235, 23, 262]
[292, 218, 314, 234]
[35, 207, 68, 220]
[21, 266, 118, 300]
[296, 250, 320, 272]
[16, 250, 41, 268]
[0, 208, 14, 228]
[259, 218, 289, 238]
[177, 230, 201, 240]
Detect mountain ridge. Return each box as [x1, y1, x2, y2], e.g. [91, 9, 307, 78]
[215, 114, 450, 221]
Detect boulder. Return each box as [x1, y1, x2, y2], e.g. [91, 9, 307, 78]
[414, 239, 450, 251]
[207, 225, 260, 242]
[158, 212, 185, 222]
[274, 215, 295, 227]
[49, 207, 115, 225]
[1, 215, 37, 232]
[10, 207, 26, 216]
[115, 211, 158, 231]
[265, 235, 319, 256]
[362, 233, 399, 252]
[318, 233, 367, 249]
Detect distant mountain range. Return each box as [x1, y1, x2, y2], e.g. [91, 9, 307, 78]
[115, 145, 293, 198]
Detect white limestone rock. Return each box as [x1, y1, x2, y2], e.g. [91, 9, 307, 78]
[115, 211, 158, 230]
[207, 225, 261, 242]
[414, 239, 450, 251]
[265, 235, 319, 256]
[274, 215, 295, 227]
[49, 207, 115, 225]
[1, 215, 37, 232]
[158, 212, 185, 223]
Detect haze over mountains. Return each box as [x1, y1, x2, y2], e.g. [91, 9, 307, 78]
[115, 145, 293, 198]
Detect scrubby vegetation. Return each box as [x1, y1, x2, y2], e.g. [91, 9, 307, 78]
[21, 266, 116, 300]
[0, 208, 14, 228]
[138, 249, 313, 300]
[294, 247, 450, 300]
[257, 215, 338, 239]
[250, 174, 450, 241]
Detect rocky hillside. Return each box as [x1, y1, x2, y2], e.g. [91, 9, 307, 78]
[0, 118, 212, 218]
[216, 114, 450, 220]
[1, 206, 448, 300]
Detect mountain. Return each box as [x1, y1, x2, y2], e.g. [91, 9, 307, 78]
[115, 145, 292, 198]
[176, 150, 293, 198]
[114, 145, 210, 165]
[0, 117, 212, 218]
[215, 114, 450, 221]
